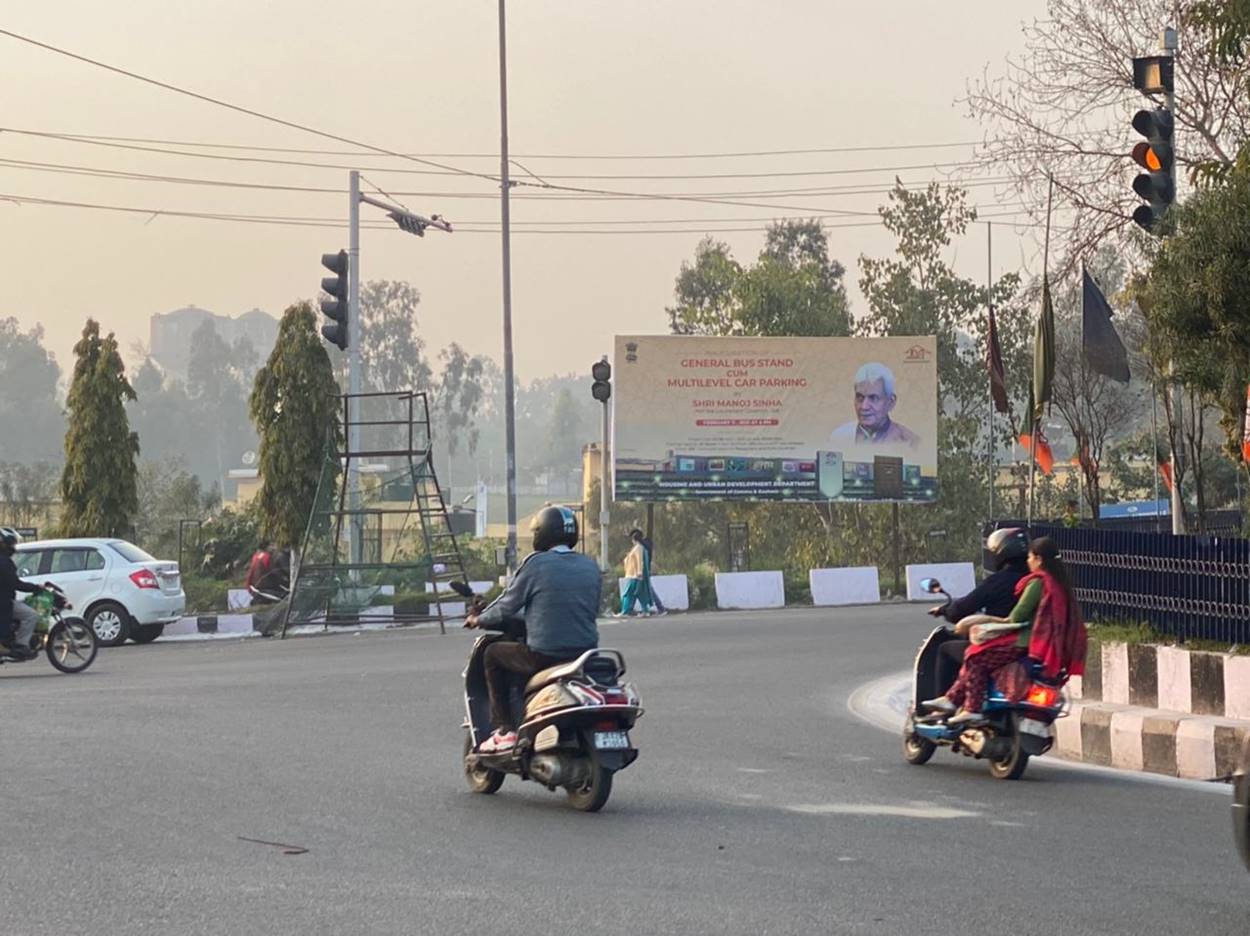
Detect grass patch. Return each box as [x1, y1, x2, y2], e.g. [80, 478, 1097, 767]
[1087, 618, 1250, 655]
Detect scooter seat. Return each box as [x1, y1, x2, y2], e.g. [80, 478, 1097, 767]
[525, 648, 625, 694]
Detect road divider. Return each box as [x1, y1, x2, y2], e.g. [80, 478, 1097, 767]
[714, 571, 785, 610]
[810, 567, 880, 606]
[904, 562, 976, 601]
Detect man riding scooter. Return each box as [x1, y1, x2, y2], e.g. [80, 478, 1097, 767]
[927, 527, 1030, 695]
[0, 527, 44, 660]
[464, 506, 602, 754]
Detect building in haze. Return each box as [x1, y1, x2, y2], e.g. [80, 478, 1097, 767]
[149, 305, 277, 380]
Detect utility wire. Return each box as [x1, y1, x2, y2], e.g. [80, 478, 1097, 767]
[0, 128, 985, 160]
[0, 29, 498, 184]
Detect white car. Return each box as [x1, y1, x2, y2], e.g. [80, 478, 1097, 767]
[14, 538, 186, 646]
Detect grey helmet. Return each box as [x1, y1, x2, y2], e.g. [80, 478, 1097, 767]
[985, 527, 1028, 571]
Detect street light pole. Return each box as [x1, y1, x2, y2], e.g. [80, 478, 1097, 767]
[497, 0, 519, 574]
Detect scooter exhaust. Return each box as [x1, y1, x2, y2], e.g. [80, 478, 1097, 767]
[959, 729, 1012, 760]
[530, 753, 592, 790]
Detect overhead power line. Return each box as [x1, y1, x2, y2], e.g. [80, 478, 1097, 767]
[2, 129, 984, 160]
[0, 28, 497, 184]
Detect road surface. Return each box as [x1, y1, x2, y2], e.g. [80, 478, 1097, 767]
[1, 606, 1243, 935]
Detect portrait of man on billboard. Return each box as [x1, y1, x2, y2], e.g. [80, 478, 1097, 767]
[830, 362, 920, 448]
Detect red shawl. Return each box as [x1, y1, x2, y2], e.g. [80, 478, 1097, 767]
[1016, 570, 1088, 679]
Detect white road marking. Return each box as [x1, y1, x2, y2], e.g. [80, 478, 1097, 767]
[786, 802, 980, 819]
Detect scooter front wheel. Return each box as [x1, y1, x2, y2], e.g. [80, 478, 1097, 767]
[902, 713, 936, 766]
[463, 731, 505, 794]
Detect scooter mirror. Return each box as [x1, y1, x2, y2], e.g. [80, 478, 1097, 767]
[448, 581, 474, 598]
[921, 577, 942, 594]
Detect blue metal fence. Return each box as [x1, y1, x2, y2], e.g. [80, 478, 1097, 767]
[985, 522, 1250, 645]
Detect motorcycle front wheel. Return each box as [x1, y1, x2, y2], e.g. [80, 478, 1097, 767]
[45, 617, 98, 674]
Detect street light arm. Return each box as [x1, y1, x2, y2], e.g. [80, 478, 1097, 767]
[358, 192, 453, 235]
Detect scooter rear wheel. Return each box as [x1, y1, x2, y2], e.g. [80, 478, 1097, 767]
[566, 764, 612, 812]
[463, 731, 505, 794]
[902, 713, 936, 766]
[988, 717, 1030, 780]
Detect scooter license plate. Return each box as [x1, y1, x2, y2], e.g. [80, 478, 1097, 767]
[1019, 718, 1050, 737]
[594, 730, 630, 750]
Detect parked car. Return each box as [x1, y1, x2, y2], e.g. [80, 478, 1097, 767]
[13, 538, 185, 647]
[1235, 733, 1250, 873]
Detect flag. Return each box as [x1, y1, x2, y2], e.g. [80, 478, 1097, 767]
[1019, 388, 1054, 475]
[1242, 383, 1250, 463]
[1157, 450, 1174, 492]
[986, 303, 1010, 414]
[1033, 275, 1055, 421]
[1081, 267, 1131, 384]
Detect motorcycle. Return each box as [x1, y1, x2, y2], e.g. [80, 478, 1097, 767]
[901, 577, 1067, 781]
[1233, 733, 1249, 872]
[452, 581, 643, 812]
[1, 582, 98, 674]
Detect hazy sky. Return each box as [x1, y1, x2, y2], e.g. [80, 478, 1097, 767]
[2, 1, 1049, 383]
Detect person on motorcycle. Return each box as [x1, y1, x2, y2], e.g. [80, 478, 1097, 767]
[0, 527, 43, 660]
[465, 505, 601, 754]
[925, 536, 1087, 725]
[927, 527, 1030, 694]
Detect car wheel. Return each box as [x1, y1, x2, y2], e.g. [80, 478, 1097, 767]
[129, 623, 165, 645]
[88, 602, 131, 647]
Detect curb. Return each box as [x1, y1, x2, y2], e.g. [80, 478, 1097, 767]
[1054, 699, 1248, 781]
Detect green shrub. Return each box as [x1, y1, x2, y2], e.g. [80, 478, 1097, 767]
[182, 573, 230, 614]
[687, 562, 718, 611]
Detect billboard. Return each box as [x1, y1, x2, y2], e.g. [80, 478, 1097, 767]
[613, 335, 938, 503]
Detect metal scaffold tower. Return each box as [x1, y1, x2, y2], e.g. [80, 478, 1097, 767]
[281, 390, 470, 638]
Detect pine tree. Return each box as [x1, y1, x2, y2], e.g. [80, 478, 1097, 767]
[249, 302, 342, 549]
[59, 319, 140, 537]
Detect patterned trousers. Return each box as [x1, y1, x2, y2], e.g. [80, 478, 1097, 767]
[946, 644, 1025, 713]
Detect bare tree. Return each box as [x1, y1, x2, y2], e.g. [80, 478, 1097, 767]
[963, 1, 1250, 275]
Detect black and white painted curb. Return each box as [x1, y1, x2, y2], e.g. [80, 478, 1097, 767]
[1074, 640, 1250, 721]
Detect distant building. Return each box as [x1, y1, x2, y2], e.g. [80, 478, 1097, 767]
[149, 306, 278, 381]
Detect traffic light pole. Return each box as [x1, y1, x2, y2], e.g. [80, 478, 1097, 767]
[348, 169, 363, 564]
[599, 397, 610, 572]
[1163, 34, 1185, 536]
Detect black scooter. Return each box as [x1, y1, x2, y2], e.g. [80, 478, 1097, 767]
[452, 582, 644, 812]
[1233, 734, 1249, 872]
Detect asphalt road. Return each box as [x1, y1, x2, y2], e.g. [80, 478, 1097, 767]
[1, 607, 1245, 935]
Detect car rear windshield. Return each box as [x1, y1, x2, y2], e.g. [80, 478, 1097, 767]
[108, 541, 156, 564]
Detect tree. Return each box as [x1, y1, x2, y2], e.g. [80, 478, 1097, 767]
[859, 181, 1030, 543]
[0, 462, 57, 528]
[133, 459, 215, 561]
[964, 0, 1250, 272]
[544, 388, 584, 482]
[249, 302, 342, 549]
[347, 280, 433, 394]
[59, 320, 139, 538]
[434, 342, 485, 458]
[1139, 163, 1250, 488]
[186, 319, 259, 494]
[667, 220, 851, 337]
[0, 318, 63, 463]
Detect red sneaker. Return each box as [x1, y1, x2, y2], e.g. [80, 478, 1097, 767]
[478, 730, 518, 753]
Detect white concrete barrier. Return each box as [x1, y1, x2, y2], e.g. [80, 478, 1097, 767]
[616, 574, 690, 611]
[905, 563, 976, 601]
[714, 571, 785, 610]
[809, 567, 880, 607]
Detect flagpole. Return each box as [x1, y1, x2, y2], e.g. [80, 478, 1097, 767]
[1029, 176, 1055, 530]
[987, 220, 995, 523]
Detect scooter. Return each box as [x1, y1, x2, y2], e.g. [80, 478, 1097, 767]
[452, 582, 644, 812]
[901, 577, 1067, 781]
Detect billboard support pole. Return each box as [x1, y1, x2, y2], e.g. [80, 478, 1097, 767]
[599, 397, 610, 571]
[892, 502, 901, 597]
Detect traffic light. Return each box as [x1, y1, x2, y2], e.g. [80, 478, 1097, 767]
[591, 358, 611, 403]
[320, 249, 349, 350]
[1130, 108, 1175, 235]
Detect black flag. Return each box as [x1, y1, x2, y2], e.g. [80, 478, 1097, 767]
[1082, 267, 1130, 384]
[986, 304, 1010, 414]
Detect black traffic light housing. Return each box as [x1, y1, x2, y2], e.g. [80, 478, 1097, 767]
[591, 359, 611, 403]
[1130, 108, 1175, 235]
[320, 250, 349, 350]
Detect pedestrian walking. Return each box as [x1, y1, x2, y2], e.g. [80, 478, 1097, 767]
[616, 529, 654, 617]
[642, 533, 667, 617]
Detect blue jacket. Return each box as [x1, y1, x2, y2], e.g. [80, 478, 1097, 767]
[477, 547, 601, 656]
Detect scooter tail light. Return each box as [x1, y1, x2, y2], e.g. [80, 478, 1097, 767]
[1026, 684, 1059, 708]
[129, 569, 160, 589]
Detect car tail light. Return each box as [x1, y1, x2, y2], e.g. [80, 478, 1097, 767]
[130, 569, 160, 590]
[1026, 684, 1059, 708]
